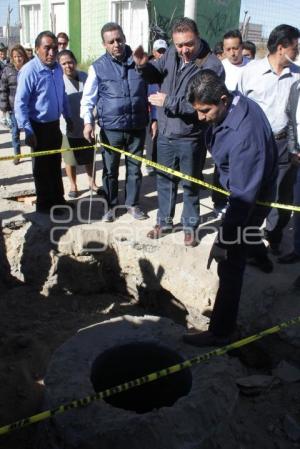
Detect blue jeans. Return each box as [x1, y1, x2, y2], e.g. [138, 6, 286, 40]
[100, 129, 146, 207]
[156, 134, 203, 230]
[10, 112, 20, 155]
[294, 167, 300, 255]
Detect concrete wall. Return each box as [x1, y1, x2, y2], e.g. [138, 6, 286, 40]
[69, 0, 81, 62]
[81, 0, 109, 62]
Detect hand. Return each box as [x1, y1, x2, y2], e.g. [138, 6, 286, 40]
[83, 123, 95, 143]
[25, 133, 37, 149]
[207, 242, 228, 270]
[133, 45, 148, 66]
[66, 117, 73, 133]
[291, 152, 300, 167]
[148, 92, 167, 107]
[150, 120, 158, 139]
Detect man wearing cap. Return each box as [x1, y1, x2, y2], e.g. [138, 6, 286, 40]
[134, 17, 224, 247]
[152, 39, 168, 59]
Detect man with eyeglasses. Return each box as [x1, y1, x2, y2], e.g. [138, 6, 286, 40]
[134, 17, 224, 247]
[81, 22, 149, 222]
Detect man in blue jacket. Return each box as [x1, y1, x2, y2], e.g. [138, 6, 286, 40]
[134, 17, 224, 246]
[81, 22, 149, 222]
[183, 70, 277, 346]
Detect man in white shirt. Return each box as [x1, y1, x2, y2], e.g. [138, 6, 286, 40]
[222, 29, 250, 91]
[239, 24, 300, 255]
[212, 30, 250, 217]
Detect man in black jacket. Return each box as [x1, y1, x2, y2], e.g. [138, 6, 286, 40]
[134, 17, 224, 246]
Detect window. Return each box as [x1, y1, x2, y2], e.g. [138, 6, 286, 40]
[21, 4, 41, 45]
[50, 2, 67, 35]
[111, 0, 149, 50]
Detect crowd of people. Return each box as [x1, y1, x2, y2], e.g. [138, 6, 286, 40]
[0, 17, 300, 345]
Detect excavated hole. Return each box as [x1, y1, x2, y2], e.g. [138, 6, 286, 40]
[90, 342, 192, 413]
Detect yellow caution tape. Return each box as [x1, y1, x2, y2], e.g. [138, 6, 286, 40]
[0, 144, 94, 162]
[100, 141, 300, 213]
[0, 315, 299, 436]
[0, 140, 299, 212]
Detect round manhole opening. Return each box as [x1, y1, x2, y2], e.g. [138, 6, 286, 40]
[90, 342, 192, 413]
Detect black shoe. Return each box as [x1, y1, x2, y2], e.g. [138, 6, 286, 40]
[278, 251, 300, 264]
[183, 329, 237, 347]
[247, 255, 274, 273]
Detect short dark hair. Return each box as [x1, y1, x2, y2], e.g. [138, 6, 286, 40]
[171, 17, 199, 36]
[101, 22, 124, 42]
[242, 40, 256, 58]
[57, 49, 77, 64]
[35, 31, 57, 48]
[213, 41, 223, 55]
[267, 24, 300, 54]
[57, 32, 69, 42]
[186, 69, 230, 105]
[223, 29, 242, 45]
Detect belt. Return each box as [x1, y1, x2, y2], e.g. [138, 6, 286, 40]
[274, 131, 287, 141]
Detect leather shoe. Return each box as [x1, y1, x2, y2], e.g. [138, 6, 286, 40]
[147, 225, 172, 239]
[278, 251, 300, 264]
[184, 231, 198, 247]
[183, 329, 236, 347]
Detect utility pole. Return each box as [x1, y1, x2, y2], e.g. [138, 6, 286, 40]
[184, 0, 197, 20]
[6, 4, 13, 47]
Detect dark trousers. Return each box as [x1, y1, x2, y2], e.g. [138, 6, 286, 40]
[209, 205, 270, 337]
[294, 167, 300, 255]
[31, 120, 64, 211]
[100, 128, 146, 208]
[265, 162, 297, 246]
[156, 134, 205, 230]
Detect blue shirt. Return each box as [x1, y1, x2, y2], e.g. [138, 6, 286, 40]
[208, 92, 278, 242]
[14, 56, 70, 136]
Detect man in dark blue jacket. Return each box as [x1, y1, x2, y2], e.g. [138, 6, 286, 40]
[81, 22, 149, 222]
[183, 70, 278, 346]
[134, 17, 224, 246]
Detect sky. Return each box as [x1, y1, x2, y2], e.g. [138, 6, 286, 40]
[0, 0, 299, 35]
[240, 0, 300, 37]
[0, 0, 19, 27]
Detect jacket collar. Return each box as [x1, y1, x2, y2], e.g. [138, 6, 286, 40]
[214, 92, 248, 132]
